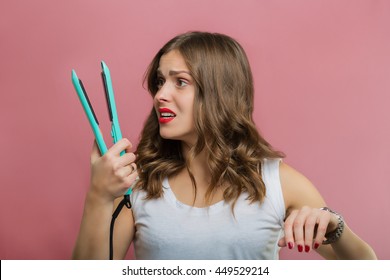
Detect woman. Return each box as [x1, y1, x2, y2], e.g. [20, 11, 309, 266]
[72, 31, 376, 259]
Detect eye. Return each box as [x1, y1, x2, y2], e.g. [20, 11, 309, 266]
[176, 79, 188, 88]
[156, 77, 165, 89]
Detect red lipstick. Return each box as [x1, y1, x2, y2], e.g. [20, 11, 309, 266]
[158, 108, 176, 124]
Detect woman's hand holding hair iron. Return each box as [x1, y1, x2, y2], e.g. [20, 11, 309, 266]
[89, 139, 138, 203]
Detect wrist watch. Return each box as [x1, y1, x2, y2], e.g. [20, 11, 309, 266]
[320, 207, 345, 245]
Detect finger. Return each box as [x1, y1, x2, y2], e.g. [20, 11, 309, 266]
[130, 163, 137, 173]
[116, 152, 137, 167]
[293, 221, 305, 252]
[278, 236, 287, 248]
[108, 138, 133, 156]
[303, 211, 318, 253]
[90, 140, 101, 162]
[121, 169, 139, 193]
[114, 165, 132, 178]
[292, 207, 311, 253]
[283, 210, 299, 250]
[313, 210, 331, 249]
[115, 162, 138, 180]
[121, 163, 138, 178]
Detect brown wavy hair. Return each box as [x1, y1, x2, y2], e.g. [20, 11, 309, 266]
[135, 31, 284, 208]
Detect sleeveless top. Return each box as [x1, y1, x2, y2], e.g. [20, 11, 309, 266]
[130, 158, 285, 259]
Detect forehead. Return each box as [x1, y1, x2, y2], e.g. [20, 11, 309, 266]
[158, 50, 188, 71]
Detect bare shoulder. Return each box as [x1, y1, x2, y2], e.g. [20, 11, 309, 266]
[279, 161, 326, 215]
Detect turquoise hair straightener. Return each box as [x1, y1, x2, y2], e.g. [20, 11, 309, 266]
[71, 61, 132, 197]
[71, 62, 132, 259]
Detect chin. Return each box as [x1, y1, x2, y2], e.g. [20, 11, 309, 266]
[159, 130, 179, 141]
[159, 129, 196, 145]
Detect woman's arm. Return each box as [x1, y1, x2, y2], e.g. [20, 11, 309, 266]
[72, 139, 137, 259]
[279, 161, 377, 259]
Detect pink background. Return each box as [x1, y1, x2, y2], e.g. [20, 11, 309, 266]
[1, 0, 389, 260]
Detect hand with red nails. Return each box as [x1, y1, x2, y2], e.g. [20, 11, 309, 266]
[278, 206, 338, 253]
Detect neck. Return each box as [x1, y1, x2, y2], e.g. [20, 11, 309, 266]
[181, 142, 211, 189]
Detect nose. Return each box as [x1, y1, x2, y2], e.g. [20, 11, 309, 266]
[154, 82, 171, 103]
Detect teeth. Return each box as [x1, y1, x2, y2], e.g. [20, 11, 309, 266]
[161, 113, 175, 117]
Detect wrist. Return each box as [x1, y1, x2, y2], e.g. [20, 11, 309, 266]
[86, 187, 115, 208]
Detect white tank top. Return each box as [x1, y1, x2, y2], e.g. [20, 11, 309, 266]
[130, 158, 285, 259]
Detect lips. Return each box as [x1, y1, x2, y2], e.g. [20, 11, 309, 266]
[158, 108, 176, 124]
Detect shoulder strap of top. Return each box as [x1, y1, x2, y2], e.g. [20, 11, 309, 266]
[261, 158, 286, 225]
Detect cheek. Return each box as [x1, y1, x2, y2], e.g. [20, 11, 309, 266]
[152, 93, 158, 104]
[152, 95, 159, 109]
[152, 103, 159, 119]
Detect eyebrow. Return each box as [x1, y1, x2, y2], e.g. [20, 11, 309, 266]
[157, 69, 191, 76]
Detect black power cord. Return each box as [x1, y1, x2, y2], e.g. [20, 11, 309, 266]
[109, 194, 131, 260]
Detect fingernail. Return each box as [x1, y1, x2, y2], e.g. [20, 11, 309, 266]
[314, 243, 320, 249]
[288, 242, 294, 249]
[298, 245, 303, 252]
[305, 245, 310, 253]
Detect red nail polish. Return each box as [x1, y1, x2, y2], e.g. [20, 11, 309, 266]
[314, 243, 320, 249]
[288, 242, 294, 249]
[298, 245, 303, 252]
[305, 245, 310, 253]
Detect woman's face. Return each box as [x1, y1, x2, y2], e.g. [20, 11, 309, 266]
[154, 50, 197, 145]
